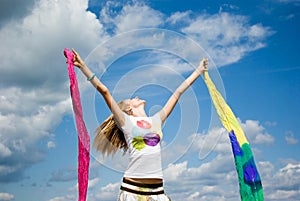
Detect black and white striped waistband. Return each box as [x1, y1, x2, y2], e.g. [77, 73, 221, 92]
[120, 178, 165, 195]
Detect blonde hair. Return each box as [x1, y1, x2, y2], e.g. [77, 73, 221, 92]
[93, 101, 129, 156]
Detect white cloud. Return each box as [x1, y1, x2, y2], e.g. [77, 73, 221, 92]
[0, 99, 70, 150]
[187, 192, 200, 200]
[0, 193, 14, 201]
[162, 158, 239, 201]
[285, 131, 299, 145]
[260, 162, 300, 200]
[240, 119, 275, 144]
[181, 12, 273, 66]
[156, 119, 280, 200]
[82, 9, 274, 119]
[113, 3, 164, 33]
[98, 1, 164, 34]
[257, 161, 275, 178]
[164, 161, 187, 181]
[69, 177, 101, 192]
[48, 194, 75, 201]
[162, 159, 300, 201]
[0, 0, 105, 181]
[89, 178, 101, 188]
[167, 11, 192, 25]
[267, 190, 300, 200]
[192, 127, 230, 159]
[92, 182, 120, 201]
[192, 118, 274, 160]
[47, 141, 56, 149]
[85, 5, 273, 100]
[0, 143, 12, 158]
[273, 163, 300, 190]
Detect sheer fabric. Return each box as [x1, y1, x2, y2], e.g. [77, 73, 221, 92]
[64, 48, 90, 201]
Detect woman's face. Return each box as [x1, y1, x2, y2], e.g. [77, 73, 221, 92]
[128, 96, 146, 108]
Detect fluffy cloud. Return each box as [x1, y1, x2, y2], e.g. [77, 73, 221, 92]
[158, 119, 276, 200]
[47, 141, 56, 149]
[69, 177, 100, 192]
[114, 2, 164, 33]
[285, 131, 299, 145]
[84, 160, 300, 201]
[181, 12, 273, 66]
[272, 163, 300, 191]
[48, 194, 75, 201]
[91, 182, 120, 201]
[260, 162, 300, 200]
[0, 0, 105, 182]
[0, 193, 14, 201]
[162, 160, 300, 201]
[191, 127, 230, 159]
[166, 11, 192, 25]
[0, 143, 12, 159]
[99, 1, 164, 34]
[94, 2, 273, 72]
[164, 161, 188, 181]
[162, 136, 299, 201]
[240, 119, 275, 144]
[191, 119, 274, 160]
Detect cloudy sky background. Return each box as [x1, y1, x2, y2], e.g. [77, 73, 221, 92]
[0, 0, 299, 200]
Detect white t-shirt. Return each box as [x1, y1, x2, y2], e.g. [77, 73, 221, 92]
[121, 112, 163, 179]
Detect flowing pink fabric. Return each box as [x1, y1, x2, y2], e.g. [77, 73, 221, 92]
[64, 48, 90, 201]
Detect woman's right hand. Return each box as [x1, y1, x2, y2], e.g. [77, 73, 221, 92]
[72, 48, 85, 68]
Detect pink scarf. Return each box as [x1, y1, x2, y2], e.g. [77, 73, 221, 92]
[64, 48, 90, 201]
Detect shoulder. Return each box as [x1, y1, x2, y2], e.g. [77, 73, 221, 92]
[114, 112, 131, 128]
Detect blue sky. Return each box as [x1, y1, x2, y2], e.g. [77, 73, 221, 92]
[0, 0, 299, 200]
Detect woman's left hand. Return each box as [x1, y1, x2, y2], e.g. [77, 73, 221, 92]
[72, 48, 85, 68]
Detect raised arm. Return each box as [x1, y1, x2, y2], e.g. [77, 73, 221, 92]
[159, 58, 208, 123]
[72, 49, 125, 126]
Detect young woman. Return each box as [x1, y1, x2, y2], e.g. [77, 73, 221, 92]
[71, 49, 208, 201]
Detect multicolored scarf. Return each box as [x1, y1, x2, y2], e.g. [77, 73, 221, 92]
[203, 71, 264, 201]
[64, 48, 90, 201]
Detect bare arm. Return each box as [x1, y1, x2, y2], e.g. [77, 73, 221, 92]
[72, 49, 125, 126]
[159, 58, 208, 123]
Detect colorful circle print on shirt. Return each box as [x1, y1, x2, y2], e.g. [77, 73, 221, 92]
[136, 120, 152, 129]
[132, 119, 161, 151]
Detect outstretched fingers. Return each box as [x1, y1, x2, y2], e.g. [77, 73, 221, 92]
[71, 48, 84, 68]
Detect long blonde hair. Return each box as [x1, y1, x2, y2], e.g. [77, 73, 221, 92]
[93, 101, 128, 156]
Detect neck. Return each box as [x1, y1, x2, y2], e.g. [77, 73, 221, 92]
[132, 106, 147, 117]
